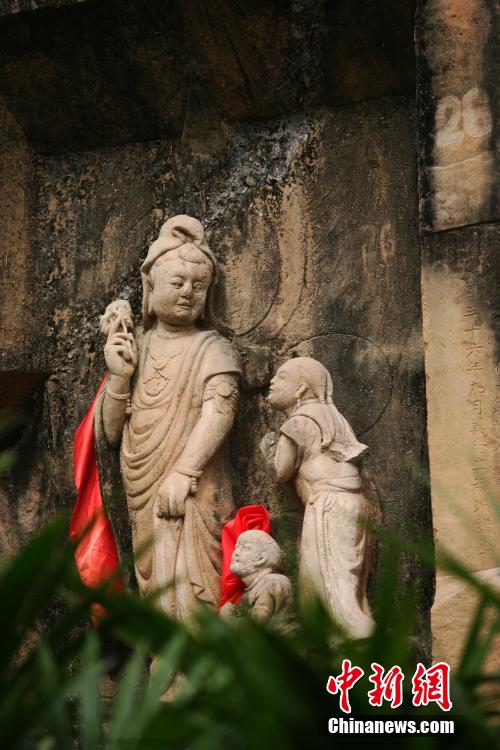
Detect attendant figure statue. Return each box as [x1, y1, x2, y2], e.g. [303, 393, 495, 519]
[97, 215, 241, 621]
[222, 530, 294, 629]
[260, 357, 375, 639]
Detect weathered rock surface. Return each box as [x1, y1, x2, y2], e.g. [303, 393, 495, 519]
[416, 0, 500, 668]
[421, 224, 500, 668]
[416, 0, 499, 232]
[0, 0, 416, 151]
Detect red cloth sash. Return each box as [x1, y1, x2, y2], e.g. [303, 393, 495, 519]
[70, 374, 123, 612]
[218, 504, 271, 609]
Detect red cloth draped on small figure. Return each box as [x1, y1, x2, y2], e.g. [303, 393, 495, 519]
[70, 374, 123, 615]
[218, 504, 271, 609]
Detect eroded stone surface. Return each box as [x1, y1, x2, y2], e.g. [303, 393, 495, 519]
[432, 568, 500, 670]
[422, 265, 499, 573]
[416, 0, 499, 232]
[0, 1, 84, 15]
[421, 225, 500, 666]
[0, 99, 32, 364]
[0, 0, 416, 152]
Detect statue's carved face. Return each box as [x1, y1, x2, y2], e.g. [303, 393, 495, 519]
[230, 531, 279, 578]
[149, 255, 212, 326]
[267, 361, 301, 411]
[230, 535, 266, 578]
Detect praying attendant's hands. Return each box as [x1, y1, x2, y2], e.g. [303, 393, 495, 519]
[259, 431, 278, 459]
[155, 471, 196, 519]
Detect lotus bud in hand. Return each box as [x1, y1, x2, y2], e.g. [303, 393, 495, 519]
[101, 300, 138, 378]
[100, 300, 134, 337]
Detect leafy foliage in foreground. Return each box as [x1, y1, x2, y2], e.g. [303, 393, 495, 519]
[0, 516, 499, 750]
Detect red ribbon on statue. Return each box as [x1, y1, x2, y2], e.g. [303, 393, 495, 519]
[70, 374, 123, 618]
[218, 504, 271, 609]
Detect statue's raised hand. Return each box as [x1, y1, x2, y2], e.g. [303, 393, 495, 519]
[155, 471, 195, 519]
[102, 302, 137, 380]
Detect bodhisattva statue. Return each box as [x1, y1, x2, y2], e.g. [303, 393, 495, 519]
[222, 530, 294, 629]
[260, 357, 375, 639]
[97, 215, 241, 621]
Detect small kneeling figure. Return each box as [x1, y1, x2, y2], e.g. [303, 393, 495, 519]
[227, 530, 294, 629]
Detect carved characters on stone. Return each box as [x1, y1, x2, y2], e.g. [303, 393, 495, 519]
[223, 529, 294, 629]
[260, 356, 375, 639]
[98, 215, 241, 621]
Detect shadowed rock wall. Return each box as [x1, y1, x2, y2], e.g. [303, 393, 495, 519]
[0, 0, 416, 151]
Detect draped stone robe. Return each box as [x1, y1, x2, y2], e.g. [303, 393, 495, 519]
[280, 404, 375, 639]
[96, 327, 241, 620]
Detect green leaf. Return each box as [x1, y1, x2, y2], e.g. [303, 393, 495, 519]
[68, 632, 105, 750]
[108, 645, 147, 750]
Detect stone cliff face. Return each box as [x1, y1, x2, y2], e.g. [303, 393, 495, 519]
[4, 0, 496, 662]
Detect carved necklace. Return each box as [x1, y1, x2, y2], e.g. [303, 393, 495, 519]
[143, 336, 182, 397]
